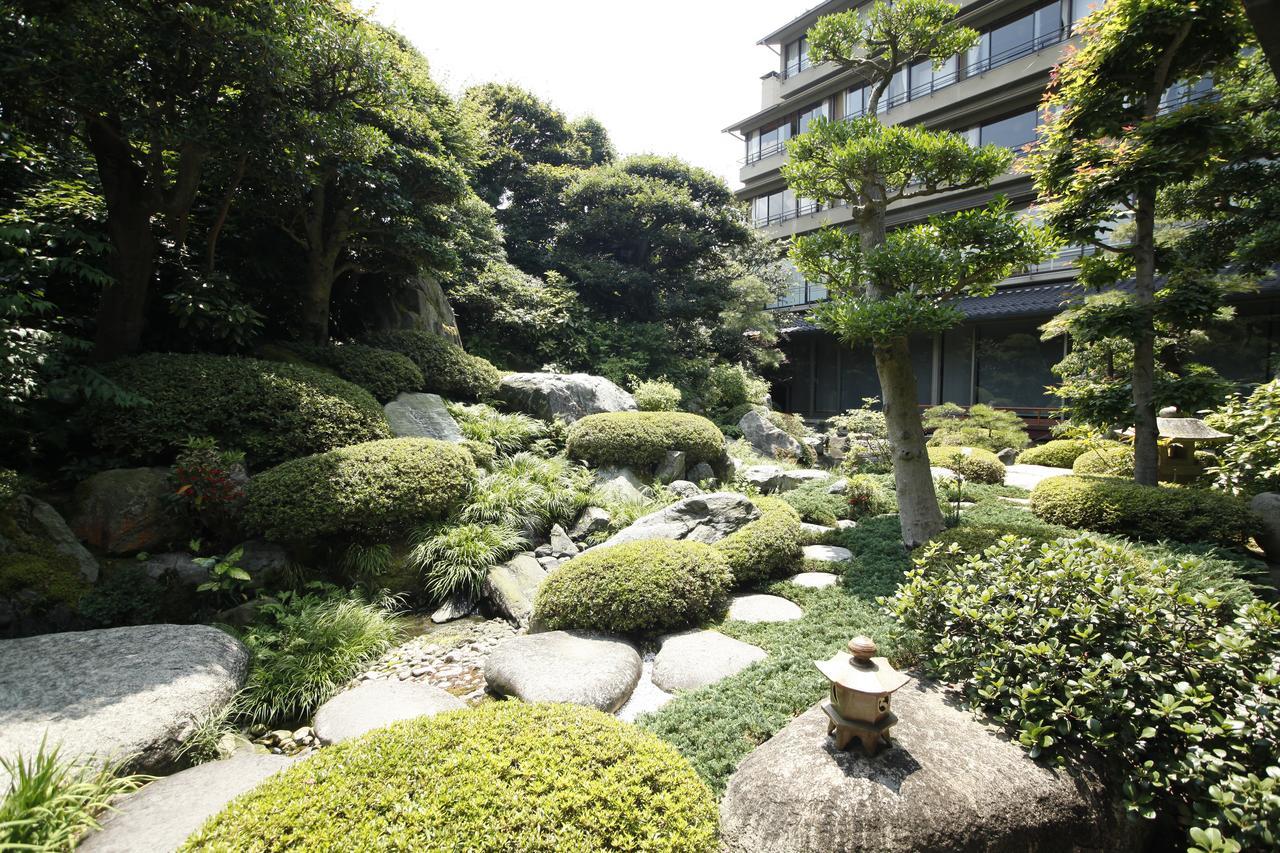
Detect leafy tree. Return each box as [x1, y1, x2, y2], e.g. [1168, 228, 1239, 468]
[1243, 0, 1280, 81]
[784, 0, 1048, 546]
[1029, 0, 1253, 485]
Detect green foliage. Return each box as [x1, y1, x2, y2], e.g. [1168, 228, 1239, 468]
[1072, 444, 1135, 476]
[701, 364, 769, 426]
[927, 446, 1005, 484]
[0, 468, 19, 505]
[828, 399, 893, 473]
[807, 0, 978, 75]
[194, 547, 252, 604]
[76, 564, 168, 628]
[844, 474, 895, 519]
[446, 402, 546, 456]
[1015, 438, 1110, 468]
[1205, 379, 1280, 495]
[566, 412, 724, 469]
[780, 479, 846, 526]
[0, 551, 86, 611]
[461, 452, 593, 536]
[534, 540, 731, 635]
[0, 739, 147, 851]
[631, 378, 682, 412]
[281, 342, 424, 404]
[171, 436, 246, 536]
[924, 402, 1029, 452]
[1030, 475, 1256, 547]
[888, 535, 1280, 852]
[89, 353, 389, 469]
[183, 702, 718, 852]
[239, 593, 403, 725]
[410, 522, 526, 601]
[714, 497, 803, 588]
[243, 438, 475, 543]
[177, 695, 245, 766]
[364, 330, 501, 402]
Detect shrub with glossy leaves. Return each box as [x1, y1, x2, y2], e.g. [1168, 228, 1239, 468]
[183, 702, 718, 852]
[364, 329, 501, 401]
[566, 412, 724, 469]
[284, 342, 424, 403]
[632, 378, 682, 411]
[714, 497, 803, 588]
[244, 438, 475, 542]
[534, 539, 731, 635]
[1205, 378, 1280, 495]
[1072, 443, 1134, 476]
[888, 535, 1280, 853]
[927, 446, 1005, 484]
[1030, 475, 1256, 547]
[90, 353, 390, 468]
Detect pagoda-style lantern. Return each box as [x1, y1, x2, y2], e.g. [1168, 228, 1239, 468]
[1122, 410, 1232, 484]
[815, 635, 911, 755]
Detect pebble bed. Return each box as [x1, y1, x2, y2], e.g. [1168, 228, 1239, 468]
[355, 617, 516, 704]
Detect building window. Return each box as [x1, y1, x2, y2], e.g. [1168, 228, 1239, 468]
[975, 320, 1064, 408]
[784, 36, 809, 77]
[747, 117, 791, 164]
[751, 189, 796, 227]
[978, 109, 1040, 151]
[844, 85, 867, 119]
[1161, 75, 1215, 111]
[796, 100, 829, 135]
[1072, 0, 1101, 24]
[908, 55, 958, 100]
[966, 1, 1072, 77]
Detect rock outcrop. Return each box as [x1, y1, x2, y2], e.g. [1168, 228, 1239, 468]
[497, 372, 636, 423]
[592, 492, 759, 550]
[70, 467, 186, 555]
[383, 392, 464, 441]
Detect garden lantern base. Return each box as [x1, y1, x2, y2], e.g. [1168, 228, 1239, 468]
[822, 702, 898, 755]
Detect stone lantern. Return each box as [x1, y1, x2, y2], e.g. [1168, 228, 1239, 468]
[1122, 410, 1231, 484]
[815, 635, 911, 755]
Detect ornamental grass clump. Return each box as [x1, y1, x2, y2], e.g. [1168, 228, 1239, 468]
[566, 412, 725, 469]
[461, 452, 593, 536]
[410, 522, 527, 600]
[182, 702, 718, 852]
[447, 402, 546, 456]
[889, 535, 1280, 853]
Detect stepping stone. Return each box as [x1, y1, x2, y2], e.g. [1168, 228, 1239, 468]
[998, 496, 1031, 506]
[800, 522, 835, 538]
[79, 750, 296, 853]
[484, 630, 641, 713]
[1003, 464, 1073, 491]
[802, 544, 853, 563]
[727, 594, 803, 623]
[931, 466, 958, 481]
[652, 630, 767, 692]
[789, 571, 839, 588]
[835, 519, 857, 530]
[313, 679, 465, 745]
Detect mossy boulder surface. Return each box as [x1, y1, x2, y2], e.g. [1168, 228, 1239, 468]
[567, 412, 725, 469]
[183, 702, 718, 852]
[243, 438, 475, 542]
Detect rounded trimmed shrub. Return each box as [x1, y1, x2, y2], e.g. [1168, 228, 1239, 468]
[1072, 444, 1134, 476]
[534, 539, 731, 634]
[182, 702, 718, 852]
[1015, 439, 1121, 468]
[714, 497, 803, 588]
[284, 342, 424, 403]
[927, 446, 1005, 484]
[566, 412, 725, 469]
[632, 378, 682, 412]
[90, 353, 389, 468]
[244, 438, 475, 542]
[364, 329, 501, 401]
[1029, 475, 1256, 547]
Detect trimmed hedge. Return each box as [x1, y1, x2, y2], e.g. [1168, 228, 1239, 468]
[714, 497, 804, 588]
[927, 446, 1005, 485]
[1029, 475, 1256, 547]
[244, 438, 475, 542]
[1072, 444, 1134, 476]
[534, 539, 731, 635]
[91, 353, 389, 468]
[285, 342, 424, 403]
[183, 702, 718, 852]
[364, 330, 501, 401]
[566, 412, 725, 469]
[1015, 438, 1123, 468]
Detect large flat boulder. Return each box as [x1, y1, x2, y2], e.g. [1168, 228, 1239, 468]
[313, 679, 465, 745]
[78, 750, 296, 853]
[741, 464, 785, 492]
[482, 553, 546, 627]
[1250, 492, 1280, 561]
[0, 625, 248, 783]
[592, 492, 759, 550]
[3, 495, 98, 582]
[652, 630, 766, 693]
[720, 681, 1135, 853]
[497, 372, 636, 423]
[484, 630, 641, 712]
[739, 408, 804, 461]
[383, 392, 464, 441]
[771, 469, 830, 493]
[70, 467, 187, 555]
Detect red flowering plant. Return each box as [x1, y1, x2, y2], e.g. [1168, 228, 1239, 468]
[171, 437, 247, 540]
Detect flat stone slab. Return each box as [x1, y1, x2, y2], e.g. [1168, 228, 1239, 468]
[79, 750, 296, 853]
[727, 594, 803, 623]
[835, 519, 857, 530]
[313, 679, 466, 745]
[497, 372, 636, 422]
[383, 392, 463, 441]
[800, 522, 835, 538]
[789, 572, 839, 588]
[772, 469, 830, 493]
[0, 625, 248, 785]
[652, 630, 767, 692]
[1004, 464, 1073, 491]
[720, 681, 1136, 853]
[802, 545, 853, 563]
[484, 630, 641, 713]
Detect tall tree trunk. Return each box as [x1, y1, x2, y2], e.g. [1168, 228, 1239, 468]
[300, 247, 338, 345]
[1131, 186, 1160, 486]
[85, 117, 155, 361]
[297, 181, 349, 346]
[875, 336, 944, 546]
[1245, 0, 1280, 82]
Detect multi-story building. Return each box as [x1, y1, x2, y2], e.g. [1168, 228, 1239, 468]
[728, 0, 1279, 421]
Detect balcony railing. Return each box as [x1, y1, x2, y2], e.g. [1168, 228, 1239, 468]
[767, 279, 829, 310]
[744, 138, 789, 166]
[751, 199, 840, 229]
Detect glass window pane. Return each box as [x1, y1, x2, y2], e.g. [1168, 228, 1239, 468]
[975, 320, 1062, 408]
[989, 13, 1035, 66]
[814, 336, 841, 414]
[838, 345, 878, 411]
[941, 327, 973, 404]
[911, 334, 936, 405]
[845, 86, 865, 119]
[966, 33, 990, 73]
[1035, 2, 1064, 45]
[1072, 0, 1099, 24]
[980, 110, 1038, 149]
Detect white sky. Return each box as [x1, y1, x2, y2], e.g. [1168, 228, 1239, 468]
[368, 0, 820, 189]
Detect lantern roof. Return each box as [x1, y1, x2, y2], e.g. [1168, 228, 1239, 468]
[1122, 417, 1231, 442]
[815, 637, 911, 695]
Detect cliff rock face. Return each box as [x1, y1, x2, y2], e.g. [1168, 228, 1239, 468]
[362, 274, 462, 347]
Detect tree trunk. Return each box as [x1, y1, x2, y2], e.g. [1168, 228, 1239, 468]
[875, 336, 945, 546]
[300, 247, 338, 345]
[85, 117, 155, 361]
[1131, 186, 1160, 486]
[296, 181, 349, 346]
[1245, 0, 1280, 83]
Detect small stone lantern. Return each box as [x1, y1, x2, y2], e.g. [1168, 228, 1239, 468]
[815, 636, 911, 755]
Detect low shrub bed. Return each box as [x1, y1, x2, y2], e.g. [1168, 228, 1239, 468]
[714, 497, 803, 588]
[364, 329, 501, 401]
[1072, 444, 1134, 476]
[90, 353, 389, 468]
[244, 438, 475, 542]
[283, 342, 424, 403]
[534, 539, 730, 635]
[566, 412, 725, 469]
[183, 702, 718, 852]
[1015, 438, 1123, 468]
[889, 535, 1280, 852]
[1029, 475, 1256, 547]
[927, 446, 1005, 484]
